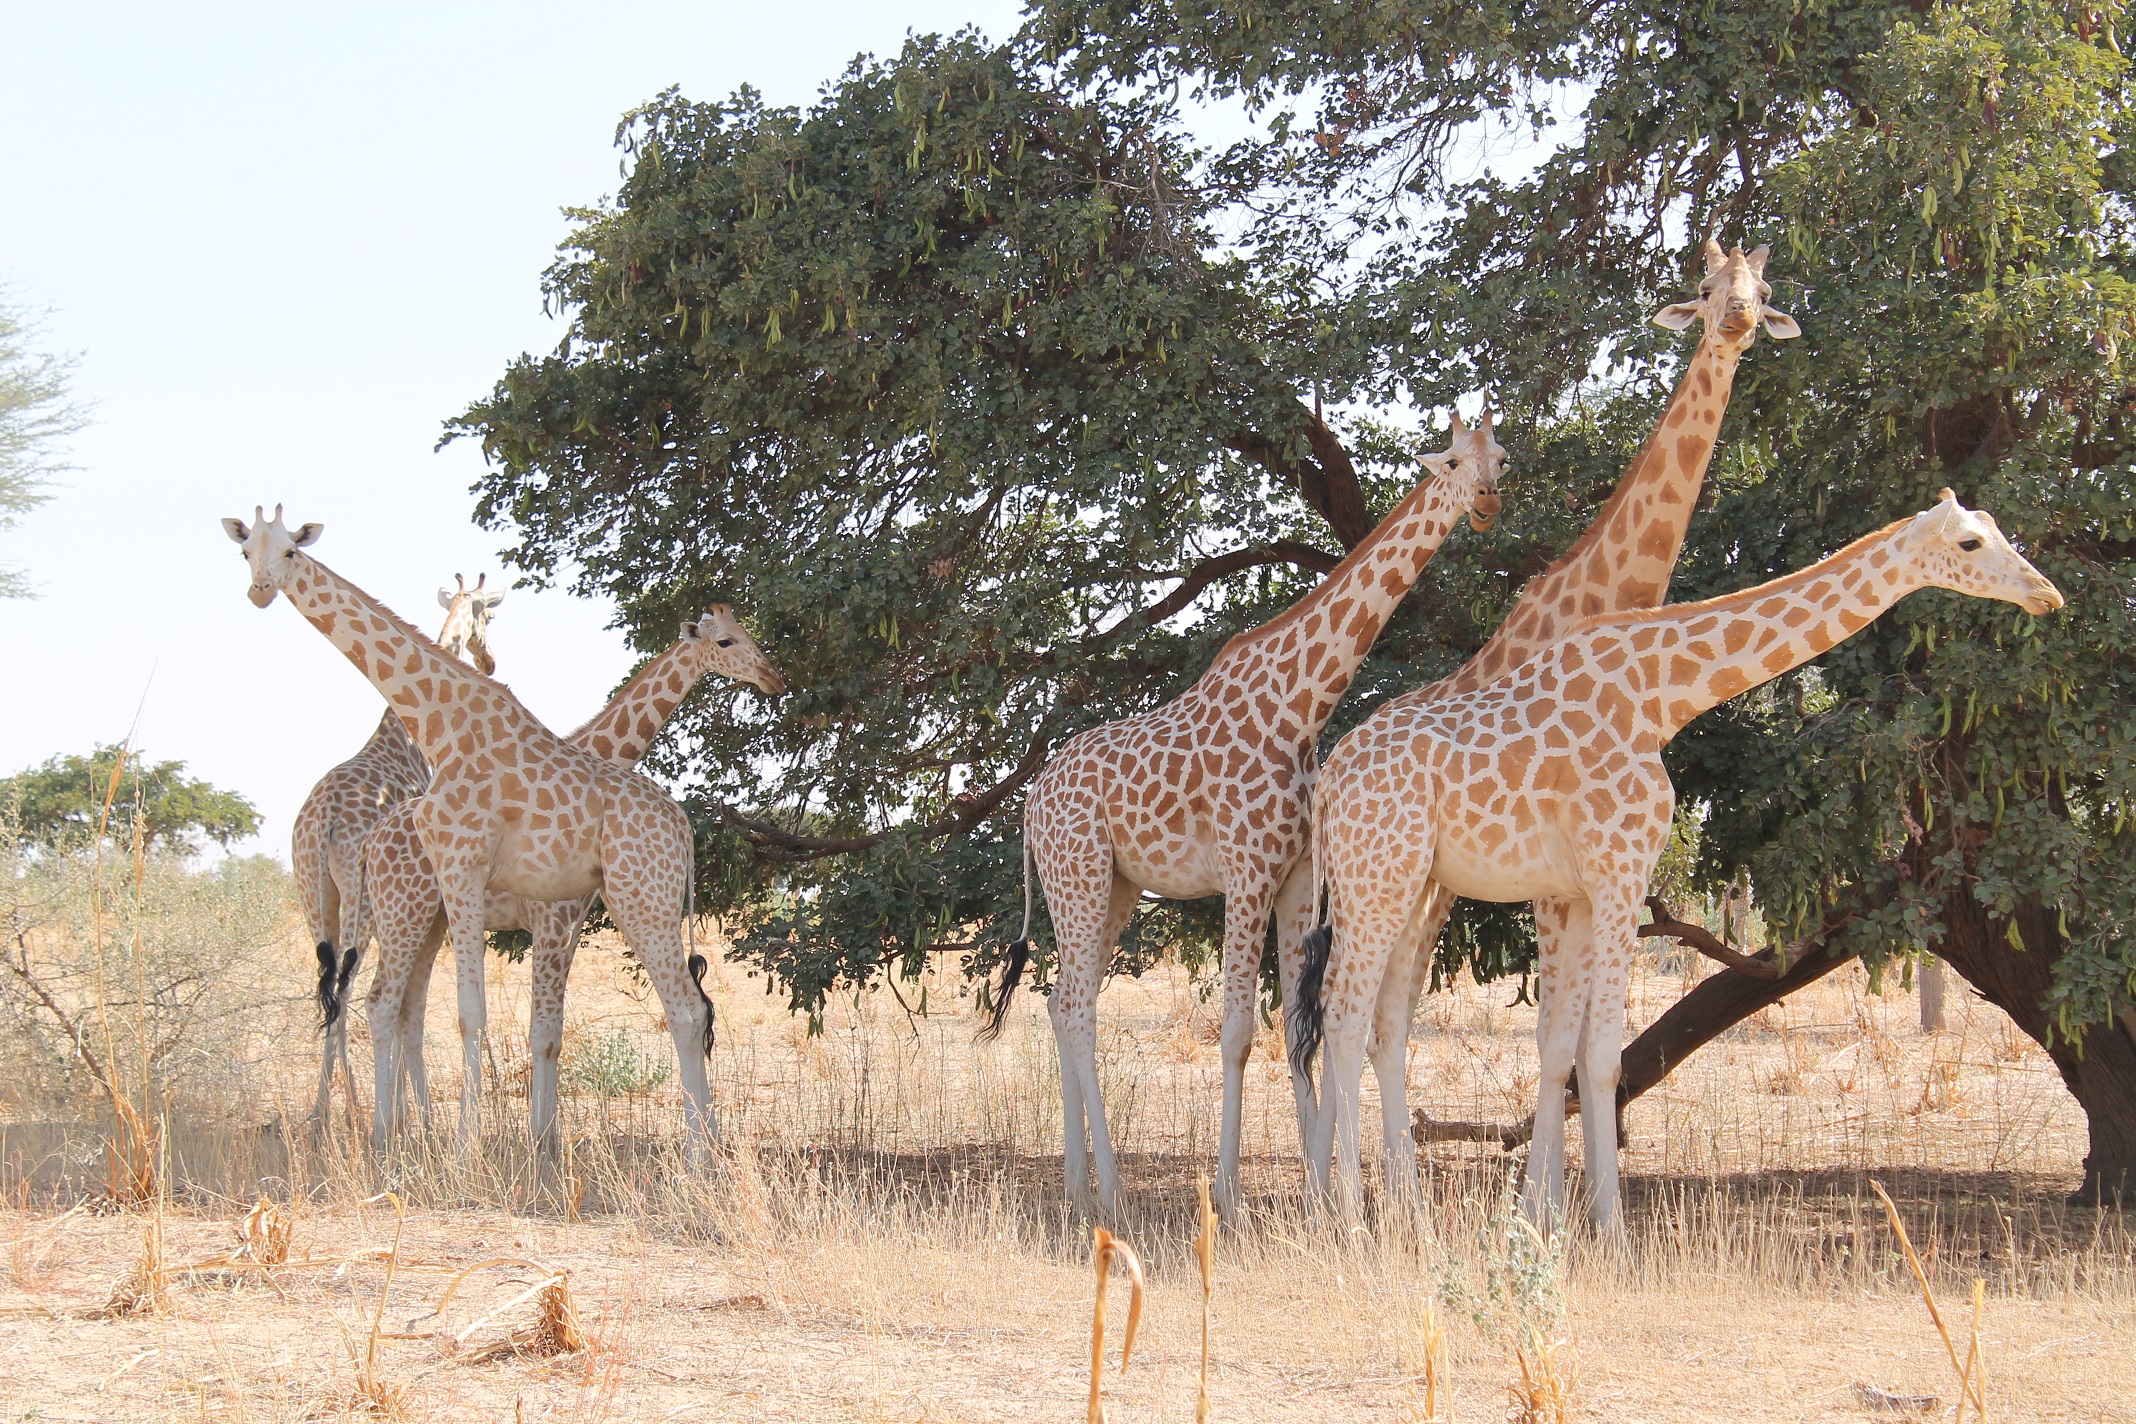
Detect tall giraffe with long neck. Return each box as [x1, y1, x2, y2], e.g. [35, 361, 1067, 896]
[1285, 242, 1801, 1180]
[363, 605, 784, 1154]
[224, 508, 720, 1157]
[292, 571, 503, 1131]
[1302, 492, 2063, 1225]
[994, 416, 1506, 1217]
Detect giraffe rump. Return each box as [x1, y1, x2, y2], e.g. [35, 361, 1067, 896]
[1286, 925, 1332, 1079]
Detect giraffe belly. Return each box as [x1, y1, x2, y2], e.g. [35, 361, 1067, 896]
[1428, 822, 1583, 904]
[1110, 832, 1224, 900]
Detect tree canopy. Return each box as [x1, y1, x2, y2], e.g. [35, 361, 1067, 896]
[4, 745, 262, 855]
[454, 0, 2136, 1188]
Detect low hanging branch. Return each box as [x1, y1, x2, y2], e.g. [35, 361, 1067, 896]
[1637, 895, 1784, 979]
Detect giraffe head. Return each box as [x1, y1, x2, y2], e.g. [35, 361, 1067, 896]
[436, 573, 506, 675]
[1422, 407, 1507, 531]
[1899, 489, 2064, 615]
[1652, 239, 1801, 346]
[222, 504, 322, 607]
[681, 604, 787, 696]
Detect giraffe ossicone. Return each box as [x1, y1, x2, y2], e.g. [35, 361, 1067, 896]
[1298, 490, 2062, 1229]
[225, 506, 724, 1162]
[993, 408, 1507, 1220]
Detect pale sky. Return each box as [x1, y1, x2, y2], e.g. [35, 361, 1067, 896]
[0, 0, 1022, 860]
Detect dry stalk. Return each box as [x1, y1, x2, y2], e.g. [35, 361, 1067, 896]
[427, 1255, 589, 1361]
[1506, 1334, 1575, 1424]
[1870, 1180, 1987, 1419]
[1416, 1302, 1448, 1424]
[1954, 1278, 1986, 1424]
[1088, 1226, 1146, 1424]
[234, 1197, 292, 1266]
[101, 1214, 172, 1317]
[1195, 1177, 1216, 1423]
[333, 1191, 411, 1415]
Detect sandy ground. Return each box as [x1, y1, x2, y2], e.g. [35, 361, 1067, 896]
[3, 930, 2134, 1421]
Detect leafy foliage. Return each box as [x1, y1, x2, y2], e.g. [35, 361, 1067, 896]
[4, 744, 262, 855]
[456, 0, 2135, 1059]
[0, 298, 84, 599]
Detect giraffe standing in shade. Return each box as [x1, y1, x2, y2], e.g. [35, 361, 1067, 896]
[223, 508, 721, 1158]
[1300, 492, 2063, 1226]
[293, 571, 503, 1132]
[363, 605, 784, 1154]
[1286, 241, 1801, 1185]
[993, 415, 1507, 1217]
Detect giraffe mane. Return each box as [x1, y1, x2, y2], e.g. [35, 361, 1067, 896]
[562, 641, 686, 745]
[304, 554, 527, 705]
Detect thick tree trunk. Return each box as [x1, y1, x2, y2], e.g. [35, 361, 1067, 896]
[1929, 892, 2136, 1206]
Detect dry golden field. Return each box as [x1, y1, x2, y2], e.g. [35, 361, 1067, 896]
[3, 866, 2133, 1422]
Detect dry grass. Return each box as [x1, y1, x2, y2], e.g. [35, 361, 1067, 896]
[0, 874, 2132, 1420]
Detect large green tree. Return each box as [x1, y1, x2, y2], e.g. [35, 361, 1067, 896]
[455, 0, 2136, 1195]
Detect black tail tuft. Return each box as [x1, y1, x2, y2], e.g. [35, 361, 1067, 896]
[315, 941, 339, 1030]
[1286, 925, 1334, 1079]
[976, 939, 1030, 1043]
[689, 953, 715, 1056]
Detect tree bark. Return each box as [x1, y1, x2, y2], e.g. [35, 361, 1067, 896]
[1919, 957, 1947, 1033]
[1929, 892, 2136, 1206]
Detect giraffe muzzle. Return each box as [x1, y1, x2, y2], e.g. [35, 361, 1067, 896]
[1470, 492, 1503, 531]
[248, 581, 279, 608]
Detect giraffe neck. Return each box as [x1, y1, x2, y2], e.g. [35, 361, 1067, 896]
[1429, 330, 1751, 700]
[281, 554, 538, 768]
[357, 708, 430, 784]
[1218, 467, 1473, 735]
[568, 641, 702, 766]
[1593, 518, 1920, 741]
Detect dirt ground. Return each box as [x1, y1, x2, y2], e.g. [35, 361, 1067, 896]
[4, 928, 2134, 1422]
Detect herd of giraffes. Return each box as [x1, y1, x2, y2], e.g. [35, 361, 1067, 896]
[225, 241, 2065, 1231]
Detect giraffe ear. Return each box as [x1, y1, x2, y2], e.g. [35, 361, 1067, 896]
[1419, 452, 1453, 478]
[291, 523, 323, 547]
[478, 586, 506, 608]
[438, 588, 458, 610]
[222, 517, 251, 544]
[1652, 301, 1702, 331]
[1759, 306, 1802, 340]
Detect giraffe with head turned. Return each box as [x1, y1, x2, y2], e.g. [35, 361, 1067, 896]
[989, 413, 1507, 1218]
[293, 570, 504, 1132]
[1300, 491, 2064, 1226]
[222, 507, 721, 1158]
[1282, 240, 1803, 1186]
[362, 605, 785, 1155]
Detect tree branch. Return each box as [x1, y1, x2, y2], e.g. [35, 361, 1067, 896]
[1225, 401, 1375, 549]
[1636, 895, 1783, 979]
[725, 726, 1057, 864]
[1086, 539, 1340, 649]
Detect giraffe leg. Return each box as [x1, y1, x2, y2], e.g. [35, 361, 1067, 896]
[1215, 875, 1279, 1221]
[400, 913, 446, 1130]
[1522, 896, 1592, 1231]
[1305, 896, 1412, 1216]
[526, 901, 585, 1159]
[1366, 884, 1453, 1202]
[419, 858, 491, 1157]
[1271, 855, 1320, 1159]
[602, 799, 716, 1163]
[333, 857, 371, 1142]
[1574, 889, 1638, 1232]
[1032, 823, 1121, 1215]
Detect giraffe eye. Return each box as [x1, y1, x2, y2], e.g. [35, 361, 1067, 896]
[717, 638, 735, 648]
[1958, 537, 1983, 552]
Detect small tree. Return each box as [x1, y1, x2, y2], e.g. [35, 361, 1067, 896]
[4, 745, 261, 855]
[0, 297, 83, 599]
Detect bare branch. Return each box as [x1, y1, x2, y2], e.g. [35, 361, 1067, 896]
[1637, 895, 1784, 979]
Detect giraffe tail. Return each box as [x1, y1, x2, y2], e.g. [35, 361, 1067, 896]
[685, 837, 715, 1058]
[314, 828, 344, 1032]
[977, 837, 1034, 1043]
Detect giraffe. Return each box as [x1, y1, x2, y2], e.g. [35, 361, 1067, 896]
[1298, 491, 2063, 1226]
[990, 414, 1508, 1217]
[1283, 240, 1802, 1185]
[222, 507, 721, 1158]
[292, 571, 504, 1131]
[362, 605, 784, 1155]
